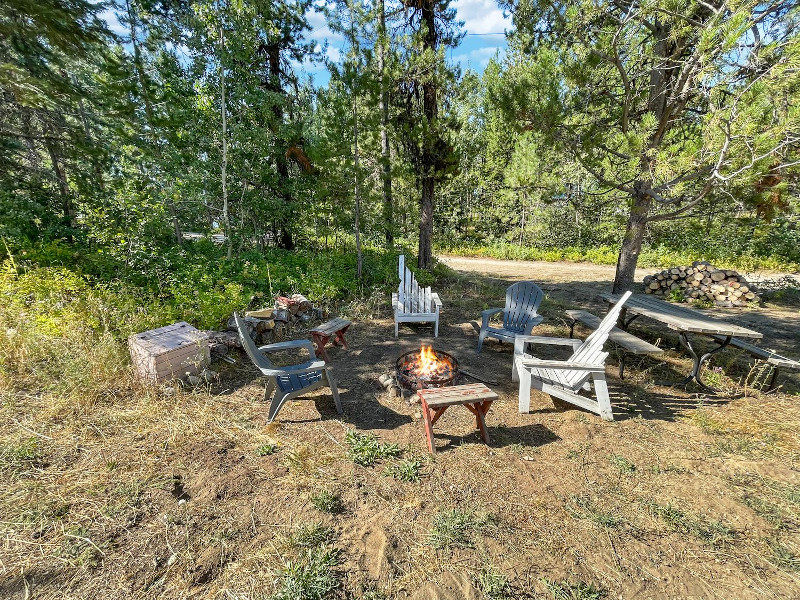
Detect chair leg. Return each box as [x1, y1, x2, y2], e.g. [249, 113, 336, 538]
[511, 356, 519, 382]
[477, 329, 488, 354]
[593, 372, 614, 421]
[394, 317, 399, 338]
[263, 378, 275, 402]
[518, 369, 531, 413]
[267, 392, 291, 422]
[325, 369, 343, 415]
[434, 314, 439, 338]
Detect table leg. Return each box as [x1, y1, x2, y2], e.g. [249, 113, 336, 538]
[312, 334, 331, 362]
[334, 325, 350, 349]
[465, 400, 493, 444]
[420, 398, 437, 453]
[662, 333, 731, 392]
[429, 407, 448, 426]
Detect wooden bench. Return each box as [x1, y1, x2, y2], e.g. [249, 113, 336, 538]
[710, 335, 800, 390]
[310, 318, 352, 362]
[566, 309, 663, 379]
[417, 384, 498, 453]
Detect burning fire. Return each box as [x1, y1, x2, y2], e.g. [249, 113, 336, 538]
[417, 345, 441, 378]
[396, 345, 458, 390]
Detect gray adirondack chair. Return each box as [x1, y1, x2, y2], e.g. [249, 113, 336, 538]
[512, 291, 632, 421]
[477, 281, 545, 353]
[235, 313, 342, 422]
[393, 255, 442, 337]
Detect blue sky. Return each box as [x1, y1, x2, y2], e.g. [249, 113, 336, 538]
[101, 0, 511, 87]
[302, 0, 512, 86]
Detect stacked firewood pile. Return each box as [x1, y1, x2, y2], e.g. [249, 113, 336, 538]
[643, 261, 761, 307]
[206, 294, 323, 358]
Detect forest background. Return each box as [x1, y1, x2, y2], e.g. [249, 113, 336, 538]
[1, 0, 798, 334]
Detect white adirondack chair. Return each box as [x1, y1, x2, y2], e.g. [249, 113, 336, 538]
[235, 313, 342, 422]
[392, 255, 442, 337]
[512, 291, 632, 421]
[477, 281, 544, 353]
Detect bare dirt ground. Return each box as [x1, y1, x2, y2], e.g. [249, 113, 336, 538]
[1, 259, 799, 599]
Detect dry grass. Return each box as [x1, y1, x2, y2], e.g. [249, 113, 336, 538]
[1, 262, 800, 599]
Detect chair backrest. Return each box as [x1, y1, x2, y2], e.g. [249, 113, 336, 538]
[234, 312, 273, 372]
[537, 291, 631, 392]
[503, 281, 544, 333]
[397, 255, 434, 313]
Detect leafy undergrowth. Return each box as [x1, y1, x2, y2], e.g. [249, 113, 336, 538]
[438, 242, 800, 273]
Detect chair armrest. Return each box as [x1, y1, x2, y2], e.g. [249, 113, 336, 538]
[258, 340, 315, 354]
[516, 358, 605, 371]
[514, 335, 583, 355]
[523, 315, 544, 334]
[481, 307, 504, 327]
[261, 362, 327, 377]
[431, 293, 442, 308]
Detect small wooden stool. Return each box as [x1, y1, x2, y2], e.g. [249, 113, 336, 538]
[417, 383, 498, 453]
[310, 318, 352, 362]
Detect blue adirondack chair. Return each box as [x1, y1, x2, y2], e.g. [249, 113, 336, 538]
[477, 281, 545, 353]
[235, 313, 342, 422]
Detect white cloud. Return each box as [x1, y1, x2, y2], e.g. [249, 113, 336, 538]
[99, 7, 127, 36]
[452, 0, 511, 35]
[453, 45, 505, 70]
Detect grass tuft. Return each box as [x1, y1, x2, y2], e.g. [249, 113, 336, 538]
[344, 431, 401, 467]
[542, 579, 606, 600]
[271, 546, 341, 600]
[384, 458, 423, 482]
[609, 454, 636, 475]
[289, 523, 335, 549]
[428, 509, 497, 549]
[256, 442, 278, 456]
[647, 502, 735, 546]
[476, 566, 513, 600]
[310, 490, 344, 514]
[566, 496, 622, 529]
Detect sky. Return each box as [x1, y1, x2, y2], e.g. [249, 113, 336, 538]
[302, 0, 512, 86]
[101, 0, 512, 88]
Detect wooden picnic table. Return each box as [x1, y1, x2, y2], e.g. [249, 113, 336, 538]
[600, 293, 763, 391]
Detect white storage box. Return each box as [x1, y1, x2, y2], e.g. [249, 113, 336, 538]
[129, 322, 210, 382]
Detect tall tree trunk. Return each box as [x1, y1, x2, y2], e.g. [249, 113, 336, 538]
[612, 187, 652, 293]
[265, 44, 294, 250]
[42, 122, 74, 228]
[378, 0, 394, 247]
[126, 0, 182, 245]
[417, 0, 437, 270]
[353, 96, 363, 280]
[220, 24, 232, 260]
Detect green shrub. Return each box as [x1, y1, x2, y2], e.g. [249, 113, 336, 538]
[310, 490, 344, 514]
[384, 458, 423, 482]
[344, 431, 401, 467]
[428, 509, 497, 549]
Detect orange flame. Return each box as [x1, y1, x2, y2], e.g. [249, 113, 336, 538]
[417, 345, 440, 377]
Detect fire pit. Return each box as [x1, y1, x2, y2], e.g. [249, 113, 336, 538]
[395, 346, 459, 390]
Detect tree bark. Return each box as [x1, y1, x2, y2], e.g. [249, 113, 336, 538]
[378, 0, 394, 247]
[220, 23, 232, 260]
[264, 43, 295, 250]
[612, 186, 652, 293]
[353, 95, 363, 280]
[417, 0, 437, 270]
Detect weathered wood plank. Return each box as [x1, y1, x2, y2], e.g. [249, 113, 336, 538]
[566, 310, 663, 356]
[600, 293, 762, 338]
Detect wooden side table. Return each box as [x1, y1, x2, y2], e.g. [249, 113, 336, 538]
[417, 383, 498, 453]
[310, 318, 352, 362]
